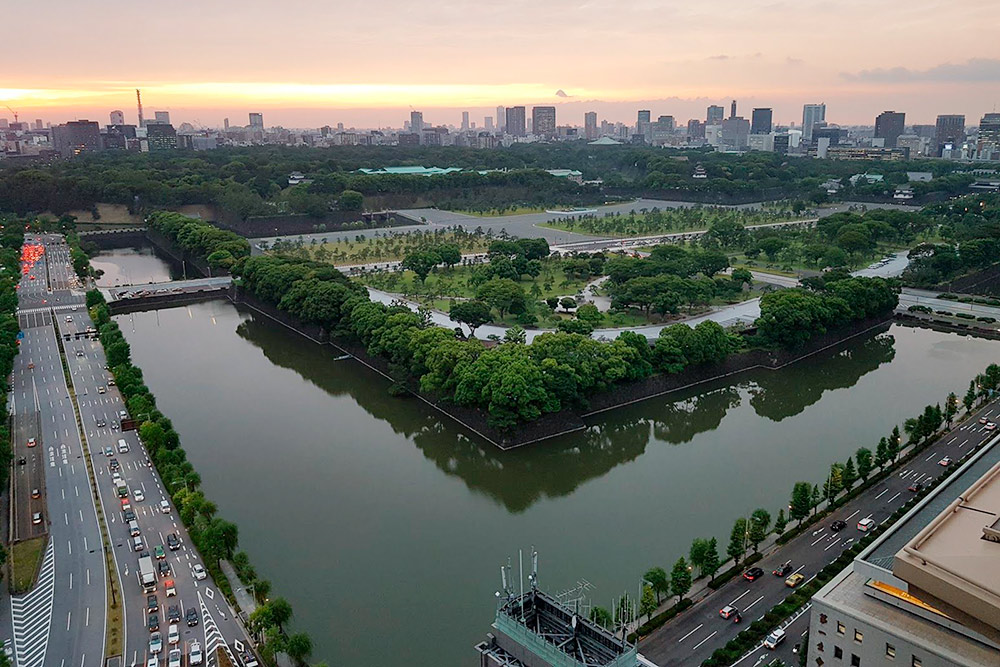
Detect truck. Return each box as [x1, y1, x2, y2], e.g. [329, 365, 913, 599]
[138, 555, 156, 593]
[115, 479, 128, 498]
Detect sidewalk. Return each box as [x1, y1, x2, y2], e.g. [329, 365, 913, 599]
[220, 559, 257, 616]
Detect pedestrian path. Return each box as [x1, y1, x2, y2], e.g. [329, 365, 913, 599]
[10, 538, 55, 667]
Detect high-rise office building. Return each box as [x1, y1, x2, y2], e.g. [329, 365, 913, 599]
[153, 111, 170, 125]
[721, 117, 750, 150]
[34, 119, 43, 130]
[461, 111, 469, 131]
[979, 112, 1000, 144]
[223, 118, 230, 131]
[584, 112, 598, 140]
[687, 119, 705, 139]
[110, 110, 125, 125]
[707, 105, 724, 125]
[146, 123, 178, 151]
[496, 106, 505, 131]
[51, 120, 103, 157]
[505, 106, 526, 136]
[751, 108, 773, 135]
[874, 110, 905, 148]
[935, 114, 966, 155]
[637, 110, 652, 143]
[484, 116, 494, 132]
[532, 106, 556, 136]
[656, 115, 675, 132]
[249, 113, 264, 129]
[410, 111, 424, 133]
[802, 103, 826, 141]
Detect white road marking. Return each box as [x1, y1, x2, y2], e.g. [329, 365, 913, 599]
[692, 631, 718, 651]
[678, 623, 704, 643]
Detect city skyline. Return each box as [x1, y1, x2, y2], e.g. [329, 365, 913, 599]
[3, 0, 999, 127]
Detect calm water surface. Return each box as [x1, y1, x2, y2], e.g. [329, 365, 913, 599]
[106, 249, 1000, 666]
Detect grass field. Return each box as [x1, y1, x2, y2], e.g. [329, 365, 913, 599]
[10, 535, 46, 593]
[539, 207, 808, 238]
[277, 231, 493, 266]
[449, 206, 549, 217]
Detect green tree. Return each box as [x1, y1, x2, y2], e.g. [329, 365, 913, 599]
[285, 632, 313, 665]
[670, 557, 692, 603]
[402, 249, 441, 283]
[644, 566, 668, 604]
[790, 482, 812, 524]
[856, 447, 873, 481]
[811, 484, 821, 514]
[774, 509, 788, 535]
[875, 437, 889, 469]
[477, 279, 526, 318]
[589, 606, 613, 629]
[268, 597, 293, 631]
[727, 518, 748, 568]
[748, 508, 771, 553]
[575, 303, 602, 325]
[945, 392, 958, 427]
[842, 457, 858, 491]
[702, 538, 721, 583]
[559, 296, 577, 311]
[337, 189, 364, 211]
[824, 464, 843, 503]
[887, 428, 900, 462]
[449, 300, 492, 337]
[639, 585, 658, 621]
[964, 380, 977, 412]
[689, 538, 710, 577]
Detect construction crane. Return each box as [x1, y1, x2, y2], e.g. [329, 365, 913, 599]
[4, 106, 17, 123]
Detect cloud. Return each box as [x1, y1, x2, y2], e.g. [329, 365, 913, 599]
[707, 54, 729, 60]
[554, 89, 570, 97]
[843, 58, 1000, 83]
[786, 57, 803, 66]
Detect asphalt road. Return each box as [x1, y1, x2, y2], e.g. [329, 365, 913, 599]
[638, 400, 1000, 666]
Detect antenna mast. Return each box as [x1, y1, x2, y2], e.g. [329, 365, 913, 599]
[136, 89, 144, 127]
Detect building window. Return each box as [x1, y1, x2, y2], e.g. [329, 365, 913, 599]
[851, 655, 861, 667]
[820, 614, 828, 624]
[816, 660, 824, 667]
[911, 658, 922, 667]
[817, 642, 824, 652]
[854, 629, 863, 643]
[886, 644, 896, 659]
[837, 622, 846, 636]
[834, 646, 843, 659]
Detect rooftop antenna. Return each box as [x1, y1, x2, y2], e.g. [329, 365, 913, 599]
[519, 549, 525, 622]
[136, 89, 144, 127]
[529, 546, 538, 590]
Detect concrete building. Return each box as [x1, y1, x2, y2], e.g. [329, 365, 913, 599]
[897, 135, 928, 158]
[707, 105, 725, 125]
[687, 119, 705, 141]
[808, 449, 1000, 667]
[874, 111, 906, 148]
[721, 116, 750, 150]
[484, 116, 494, 132]
[803, 103, 827, 141]
[773, 133, 790, 155]
[747, 133, 774, 152]
[532, 106, 556, 137]
[935, 115, 966, 156]
[109, 110, 125, 125]
[637, 110, 651, 143]
[584, 112, 598, 140]
[978, 112, 1000, 144]
[145, 123, 177, 151]
[410, 111, 424, 133]
[751, 108, 773, 135]
[827, 146, 908, 161]
[153, 111, 170, 125]
[51, 120, 102, 157]
[505, 106, 526, 137]
[496, 106, 505, 132]
[249, 113, 264, 129]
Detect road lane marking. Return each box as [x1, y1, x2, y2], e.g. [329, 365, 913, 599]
[678, 623, 704, 643]
[744, 595, 765, 611]
[925, 452, 938, 461]
[810, 535, 825, 546]
[692, 631, 719, 651]
[875, 488, 889, 499]
[888, 492, 901, 503]
[824, 537, 842, 552]
[730, 590, 749, 605]
[846, 509, 860, 520]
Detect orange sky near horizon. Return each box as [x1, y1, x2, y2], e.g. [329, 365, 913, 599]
[4, 0, 1000, 128]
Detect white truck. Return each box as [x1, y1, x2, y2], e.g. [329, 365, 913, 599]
[138, 555, 156, 593]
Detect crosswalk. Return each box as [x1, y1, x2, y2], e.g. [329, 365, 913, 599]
[10, 538, 55, 667]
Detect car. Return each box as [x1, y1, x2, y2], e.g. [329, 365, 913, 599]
[189, 641, 203, 666]
[32, 512, 42, 525]
[108, 378, 116, 386]
[167, 605, 181, 623]
[719, 605, 739, 619]
[167, 649, 181, 667]
[147, 613, 159, 632]
[192, 563, 207, 580]
[987, 422, 997, 431]
[17, 457, 26, 466]
[26, 362, 33, 369]
[26, 437, 36, 448]
[133, 489, 145, 502]
[146, 655, 159, 667]
[830, 519, 847, 532]
[118, 410, 128, 420]
[147, 594, 159, 612]
[857, 518, 875, 532]
[108, 458, 119, 470]
[743, 567, 764, 582]
[772, 560, 792, 577]
[75, 350, 84, 358]
[167, 622, 180, 644]
[160, 500, 171, 514]
[763, 628, 786, 649]
[121, 498, 131, 511]
[123, 509, 136, 522]
[111, 421, 119, 431]
[96, 418, 106, 427]
[186, 607, 199, 627]
[166, 533, 180, 550]
[154, 545, 166, 560]
[939, 457, 952, 466]
[908, 482, 924, 492]
[104, 446, 113, 457]
[785, 573, 805, 588]
[164, 579, 176, 596]
[158, 560, 171, 577]
[65, 316, 73, 323]
[149, 631, 163, 654]
[97, 386, 106, 394]
[31, 487, 40, 498]
[979, 416, 988, 424]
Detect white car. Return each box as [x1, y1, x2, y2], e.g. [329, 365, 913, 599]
[857, 518, 875, 532]
[764, 628, 786, 649]
[146, 656, 159, 667]
[160, 499, 171, 514]
[133, 489, 145, 502]
[149, 632, 163, 654]
[189, 641, 203, 666]
[167, 649, 181, 667]
[167, 623, 179, 645]
[939, 457, 952, 466]
[192, 563, 207, 580]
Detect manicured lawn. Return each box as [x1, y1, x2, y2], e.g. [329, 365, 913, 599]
[538, 207, 807, 238]
[450, 206, 549, 217]
[279, 231, 493, 265]
[10, 535, 47, 593]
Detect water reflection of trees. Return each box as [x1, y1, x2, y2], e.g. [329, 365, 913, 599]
[235, 308, 895, 513]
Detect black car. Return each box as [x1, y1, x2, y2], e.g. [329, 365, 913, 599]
[830, 520, 847, 532]
[167, 604, 181, 623]
[166, 533, 180, 550]
[743, 567, 765, 582]
[147, 613, 159, 632]
[158, 560, 171, 577]
[123, 509, 136, 522]
[109, 458, 120, 471]
[147, 594, 158, 613]
[17, 457, 26, 466]
[772, 560, 792, 577]
[185, 607, 199, 627]
[908, 482, 924, 492]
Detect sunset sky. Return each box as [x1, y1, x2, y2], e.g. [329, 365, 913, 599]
[4, 0, 999, 129]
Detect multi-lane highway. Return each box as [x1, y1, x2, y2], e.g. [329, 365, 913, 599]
[2, 233, 255, 667]
[638, 399, 1000, 666]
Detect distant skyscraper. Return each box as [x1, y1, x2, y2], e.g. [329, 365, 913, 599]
[979, 112, 1000, 144]
[146, 123, 177, 151]
[410, 111, 424, 133]
[802, 104, 826, 141]
[935, 114, 966, 155]
[874, 111, 905, 148]
[223, 118, 230, 131]
[584, 111, 598, 140]
[707, 105, 724, 125]
[249, 112, 264, 129]
[730, 100, 737, 120]
[110, 110, 125, 125]
[505, 106, 526, 136]
[34, 119, 43, 130]
[637, 109, 652, 142]
[484, 116, 494, 132]
[496, 106, 505, 131]
[532, 106, 556, 136]
[461, 111, 470, 131]
[154, 111, 170, 125]
[51, 120, 103, 157]
[751, 108, 773, 135]
[687, 119, 705, 139]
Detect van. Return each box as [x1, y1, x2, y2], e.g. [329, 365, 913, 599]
[857, 517, 875, 532]
[129, 520, 140, 537]
[133, 536, 144, 552]
[117, 439, 129, 453]
[160, 500, 171, 514]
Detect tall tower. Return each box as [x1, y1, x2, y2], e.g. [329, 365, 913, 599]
[730, 99, 737, 119]
[136, 89, 144, 128]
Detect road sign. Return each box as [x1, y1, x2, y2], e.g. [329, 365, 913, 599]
[16, 331, 23, 339]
